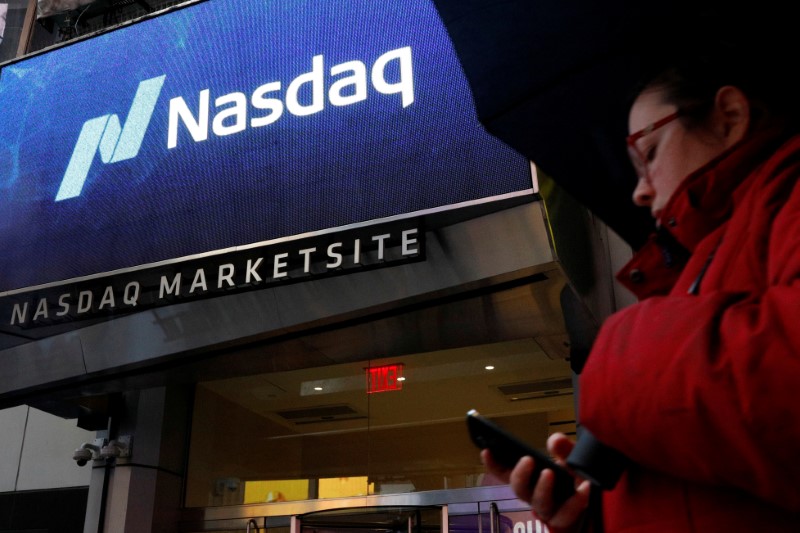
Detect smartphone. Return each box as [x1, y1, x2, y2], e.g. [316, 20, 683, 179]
[467, 409, 575, 506]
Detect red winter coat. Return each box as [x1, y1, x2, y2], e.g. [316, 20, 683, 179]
[579, 130, 800, 532]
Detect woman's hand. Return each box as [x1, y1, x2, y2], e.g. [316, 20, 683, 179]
[481, 433, 591, 532]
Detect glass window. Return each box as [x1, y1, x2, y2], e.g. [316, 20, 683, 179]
[0, 1, 31, 62]
[25, 0, 188, 55]
[185, 338, 575, 508]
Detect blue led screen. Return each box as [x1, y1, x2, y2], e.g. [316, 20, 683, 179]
[0, 0, 531, 293]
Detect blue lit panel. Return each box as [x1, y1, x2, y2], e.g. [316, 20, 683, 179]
[0, 0, 530, 292]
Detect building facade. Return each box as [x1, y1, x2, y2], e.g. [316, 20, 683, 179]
[0, 1, 634, 532]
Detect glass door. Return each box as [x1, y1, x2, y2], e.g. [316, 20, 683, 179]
[295, 506, 444, 533]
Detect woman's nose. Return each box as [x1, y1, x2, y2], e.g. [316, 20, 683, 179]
[632, 177, 654, 207]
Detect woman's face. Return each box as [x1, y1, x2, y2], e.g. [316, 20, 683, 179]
[627, 88, 733, 220]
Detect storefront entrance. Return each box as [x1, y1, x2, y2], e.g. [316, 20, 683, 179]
[179, 264, 576, 533]
[183, 267, 576, 509]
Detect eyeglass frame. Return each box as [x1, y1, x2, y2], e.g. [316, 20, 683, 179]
[626, 110, 682, 181]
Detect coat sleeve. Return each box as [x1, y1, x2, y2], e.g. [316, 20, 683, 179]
[579, 182, 800, 512]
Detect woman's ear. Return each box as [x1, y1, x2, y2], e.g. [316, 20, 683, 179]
[714, 85, 751, 146]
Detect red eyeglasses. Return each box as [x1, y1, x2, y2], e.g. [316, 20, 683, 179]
[626, 111, 681, 181]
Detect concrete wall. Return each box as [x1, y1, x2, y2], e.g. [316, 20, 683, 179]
[0, 405, 94, 492]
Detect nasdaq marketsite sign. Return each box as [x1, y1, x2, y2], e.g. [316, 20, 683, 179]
[0, 0, 531, 330]
[3, 221, 424, 329]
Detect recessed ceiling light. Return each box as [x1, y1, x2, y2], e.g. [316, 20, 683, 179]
[397, 377, 406, 382]
[485, 365, 495, 370]
[314, 387, 323, 391]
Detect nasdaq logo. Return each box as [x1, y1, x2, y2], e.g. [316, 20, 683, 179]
[55, 75, 166, 201]
[167, 47, 413, 148]
[55, 47, 415, 201]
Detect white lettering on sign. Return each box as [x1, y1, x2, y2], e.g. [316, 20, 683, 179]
[6, 227, 420, 327]
[514, 519, 548, 533]
[167, 47, 414, 149]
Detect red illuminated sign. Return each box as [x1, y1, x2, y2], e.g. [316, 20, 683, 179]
[366, 364, 404, 393]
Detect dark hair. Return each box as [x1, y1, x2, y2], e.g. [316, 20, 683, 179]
[632, 16, 799, 134]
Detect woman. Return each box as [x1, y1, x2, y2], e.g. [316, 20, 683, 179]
[484, 40, 800, 531]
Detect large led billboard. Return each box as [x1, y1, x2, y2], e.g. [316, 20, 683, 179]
[0, 0, 531, 312]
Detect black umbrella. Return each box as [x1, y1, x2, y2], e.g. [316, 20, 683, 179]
[430, 0, 789, 247]
[432, 2, 797, 490]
